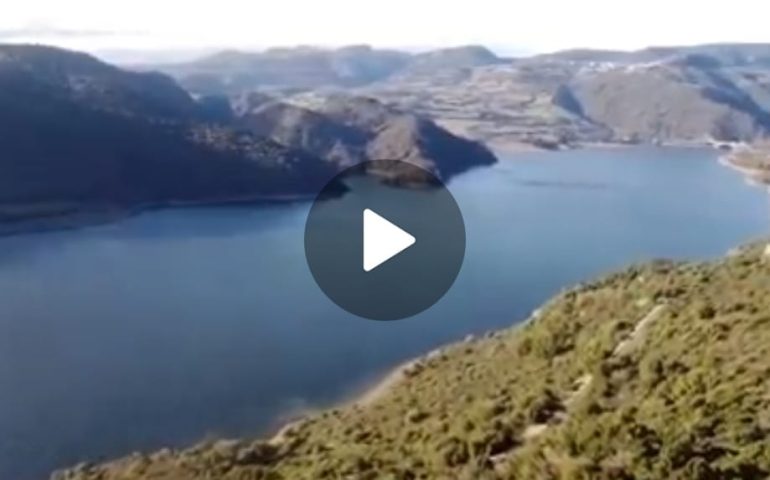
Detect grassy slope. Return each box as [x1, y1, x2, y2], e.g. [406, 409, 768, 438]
[55, 243, 770, 480]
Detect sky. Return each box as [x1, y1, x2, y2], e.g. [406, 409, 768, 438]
[1, 0, 769, 59]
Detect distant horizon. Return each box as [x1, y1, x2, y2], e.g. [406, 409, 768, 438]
[3, 0, 770, 64]
[6, 39, 770, 65]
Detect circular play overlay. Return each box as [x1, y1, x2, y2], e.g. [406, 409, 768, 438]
[304, 161, 466, 321]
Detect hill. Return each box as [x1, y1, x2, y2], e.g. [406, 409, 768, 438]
[54, 242, 770, 479]
[397, 46, 505, 77]
[0, 45, 498, 229]
[364, 50, 770, 149]
[0, 44, 342, 227]
[152, 45, 504, 94]
[534, 44, 770, 67]
[564, 60, 770, 143]
[270, 94, 498, 179]
[155, 46, 412, 94]
[362, 60, 612, 149]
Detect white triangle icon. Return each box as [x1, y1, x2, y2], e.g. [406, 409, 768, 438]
[363, 209, 416, 272]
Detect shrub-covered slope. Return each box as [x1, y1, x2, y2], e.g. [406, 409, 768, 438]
[55, 243, 770, 480]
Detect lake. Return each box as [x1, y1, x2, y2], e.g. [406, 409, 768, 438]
[0, 147, 768, 479]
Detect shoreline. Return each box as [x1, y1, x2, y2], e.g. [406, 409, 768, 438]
[266, 334, 484, 445]
[718, 153, 770, 190]
[0, 141, 735, 238]
[267, 356, 427, 445]
[0, 192, 320, 238]
[490, 138, 726, 156]
[267, 332, 500, 446]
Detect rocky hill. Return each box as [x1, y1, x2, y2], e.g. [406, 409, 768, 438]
[264, 94, 498, 179]
[53, 242, 770, 479]
[237, 100, 369, 168]
[564, 59, 770, 143]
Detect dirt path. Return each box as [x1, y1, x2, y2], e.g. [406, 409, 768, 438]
[494, 304, 666, 465]
[614, 305, 666, 356]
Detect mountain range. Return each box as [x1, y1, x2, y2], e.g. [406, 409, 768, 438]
[0, 44, 496, 229]
[363, 46, 770, 148]
[154, 45, 505, 94]
[6, 41, 770, 228]
[535, 43, 770, 66]
[151, 44, 770, 149]
[8, 41, 770, 229]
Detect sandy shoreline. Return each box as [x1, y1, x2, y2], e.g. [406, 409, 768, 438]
[718, 154, 770, 190]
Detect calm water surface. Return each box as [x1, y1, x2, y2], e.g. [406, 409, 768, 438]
[0, 148, 768, 479]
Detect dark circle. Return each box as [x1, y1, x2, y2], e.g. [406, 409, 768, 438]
[304, 160, 466, 321]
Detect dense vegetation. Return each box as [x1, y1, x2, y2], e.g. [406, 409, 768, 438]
[55, 242, 770, 479]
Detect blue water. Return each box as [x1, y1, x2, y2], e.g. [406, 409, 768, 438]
[0, 147, 767, 479]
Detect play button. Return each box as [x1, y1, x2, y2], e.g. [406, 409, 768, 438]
[363, 209, 416, 272]
[304, 160, 466, 321]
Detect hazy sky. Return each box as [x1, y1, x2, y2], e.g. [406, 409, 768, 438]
[1, 0, 769, 56]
